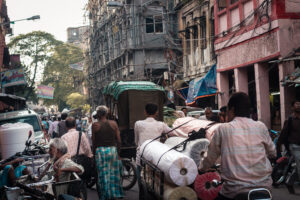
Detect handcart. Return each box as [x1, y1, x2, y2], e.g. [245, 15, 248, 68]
[3, 172, 82, 200]
[140, 157, 165, 200]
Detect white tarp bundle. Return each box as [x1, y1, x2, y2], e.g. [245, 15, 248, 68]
[171, 117, 221, 141]
[140, 140, 198, 186]
[165, 137, 210, 167]
[0, 122, 34, 159]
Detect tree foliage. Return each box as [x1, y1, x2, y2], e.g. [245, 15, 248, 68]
[66, 93, 86, 109]
[8, 31, 62, 101]
[42, 43, 85, 111]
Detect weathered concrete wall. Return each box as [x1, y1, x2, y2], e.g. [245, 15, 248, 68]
[278, 19, 300, 58]
[217, 30, 279, 71]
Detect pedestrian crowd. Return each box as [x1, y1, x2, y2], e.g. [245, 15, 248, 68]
[1, 92, 299, 200]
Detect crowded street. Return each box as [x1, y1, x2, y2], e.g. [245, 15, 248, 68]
[1, 0, 300, 200]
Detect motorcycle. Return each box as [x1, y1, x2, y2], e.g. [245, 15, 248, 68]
[271, 153, 297, 194]
[211, 179, 272, 200]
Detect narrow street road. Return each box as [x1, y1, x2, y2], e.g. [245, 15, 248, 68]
[87, 183, 300, 200]
[87, 184, 139, 200]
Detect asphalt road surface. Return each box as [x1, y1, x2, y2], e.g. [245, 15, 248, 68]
[87, 183, 300, 200]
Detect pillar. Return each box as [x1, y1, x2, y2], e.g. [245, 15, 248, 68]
[217, 71, 229, 107]
[279, 60, 295, 127]
[190, 26, 194, 68]
[197, 23, 201, 66]
[234, 67, 248, 94]
[254, 62, 271, 128]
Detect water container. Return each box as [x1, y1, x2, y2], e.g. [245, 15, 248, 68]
[0, 123, 35, 159]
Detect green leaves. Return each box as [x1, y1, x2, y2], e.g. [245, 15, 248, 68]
[8, 31, 62, 100]
[42, 43, 85, 111]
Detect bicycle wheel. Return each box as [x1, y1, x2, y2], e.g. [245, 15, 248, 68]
[121, 160, 137, 190]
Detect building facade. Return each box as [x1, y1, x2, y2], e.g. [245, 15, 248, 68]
[67, 26, 90, 51]
[0, 0, 11, 73]
[175, 0, 216, 80]
[86, 0, 181, 107]
[214, 0, 300, 128]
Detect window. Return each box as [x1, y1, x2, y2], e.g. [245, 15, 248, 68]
[218, 0, 226, 11]
[230, 0, 239, 4]
[200, 16, 207, 49]
[0, 116, 41, 132]
[146, 16, 163, 33]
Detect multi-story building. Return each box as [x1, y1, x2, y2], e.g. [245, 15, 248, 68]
[86, 0, 181, 107]
[175, 0, 216, 80]
[0, 0, 11, 73]
[214, 0, 300, 128]
[67, 26, 89, 51]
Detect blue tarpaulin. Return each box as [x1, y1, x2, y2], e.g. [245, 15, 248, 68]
[186, 64, 218, 106]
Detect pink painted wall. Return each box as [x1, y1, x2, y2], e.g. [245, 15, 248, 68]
[278, 19, 300, 58]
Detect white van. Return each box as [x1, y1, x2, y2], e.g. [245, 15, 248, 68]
[0, 109, 44, 142]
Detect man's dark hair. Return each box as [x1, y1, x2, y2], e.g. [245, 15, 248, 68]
[291, 99, 300, 107]
[65, 117, 76, 128]
[220, 106, 227, 113]
[145, 103, 158, 115]
[228, 92, 251, 117]
[181, 107, 187, 111]
[61, 113, 68, 120]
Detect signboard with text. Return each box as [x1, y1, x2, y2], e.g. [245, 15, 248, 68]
[37, 85, 54, 99]
[1, 68, 26, 88]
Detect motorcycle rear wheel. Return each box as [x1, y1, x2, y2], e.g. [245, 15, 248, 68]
[271, 162, 286, 186]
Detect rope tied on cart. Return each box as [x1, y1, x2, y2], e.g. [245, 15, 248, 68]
[155, 122, 217, 166]
[140, 118, 197, 159]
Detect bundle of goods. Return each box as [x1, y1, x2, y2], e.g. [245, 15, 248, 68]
[165, 137, 210, 167]
[193, 172, 222, 200]
[163, 106, 177, 127]
[171, 117, 221, 141]
[163, 183, 197, 200]
[140, 140, 198, 186]
[0, 123, 34, 159]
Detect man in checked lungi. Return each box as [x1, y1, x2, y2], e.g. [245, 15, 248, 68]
[92, 105, 124, 200]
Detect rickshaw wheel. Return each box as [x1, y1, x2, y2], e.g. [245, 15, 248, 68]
[121, 159, 137, 190]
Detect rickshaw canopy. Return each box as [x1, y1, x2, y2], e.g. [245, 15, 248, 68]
[103, 81, 166, 131]
[103, 81, 165, 100]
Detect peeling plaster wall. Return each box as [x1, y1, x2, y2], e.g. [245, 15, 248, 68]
[217, 31, 279, 70]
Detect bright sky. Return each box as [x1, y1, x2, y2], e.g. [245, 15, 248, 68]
[6, 0, 88, 42]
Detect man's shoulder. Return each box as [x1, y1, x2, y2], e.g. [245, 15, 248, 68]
[250, 119, 268, 130]
[135, 119, 147, 125]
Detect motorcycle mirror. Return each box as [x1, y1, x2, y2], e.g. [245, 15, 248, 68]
[28, 130, 33, 139]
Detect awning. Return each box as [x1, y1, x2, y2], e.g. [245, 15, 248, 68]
[269, 56, 300, 63]
[281, 67, 300, 87]
[176, 86, 189, 100]
[186, 64, 218, 106]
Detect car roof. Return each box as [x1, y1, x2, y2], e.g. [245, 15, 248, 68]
[0, 109, 39, 120]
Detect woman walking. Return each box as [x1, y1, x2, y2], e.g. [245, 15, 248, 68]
[92, 105, 123, 200]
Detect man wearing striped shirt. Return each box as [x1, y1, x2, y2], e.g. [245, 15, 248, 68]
[200, 92, 276, 200]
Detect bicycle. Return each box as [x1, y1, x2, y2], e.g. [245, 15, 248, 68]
[86, 158, 137, 191]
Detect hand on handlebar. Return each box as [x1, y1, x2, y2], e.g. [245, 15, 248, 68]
[13, 158, 24, 164]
